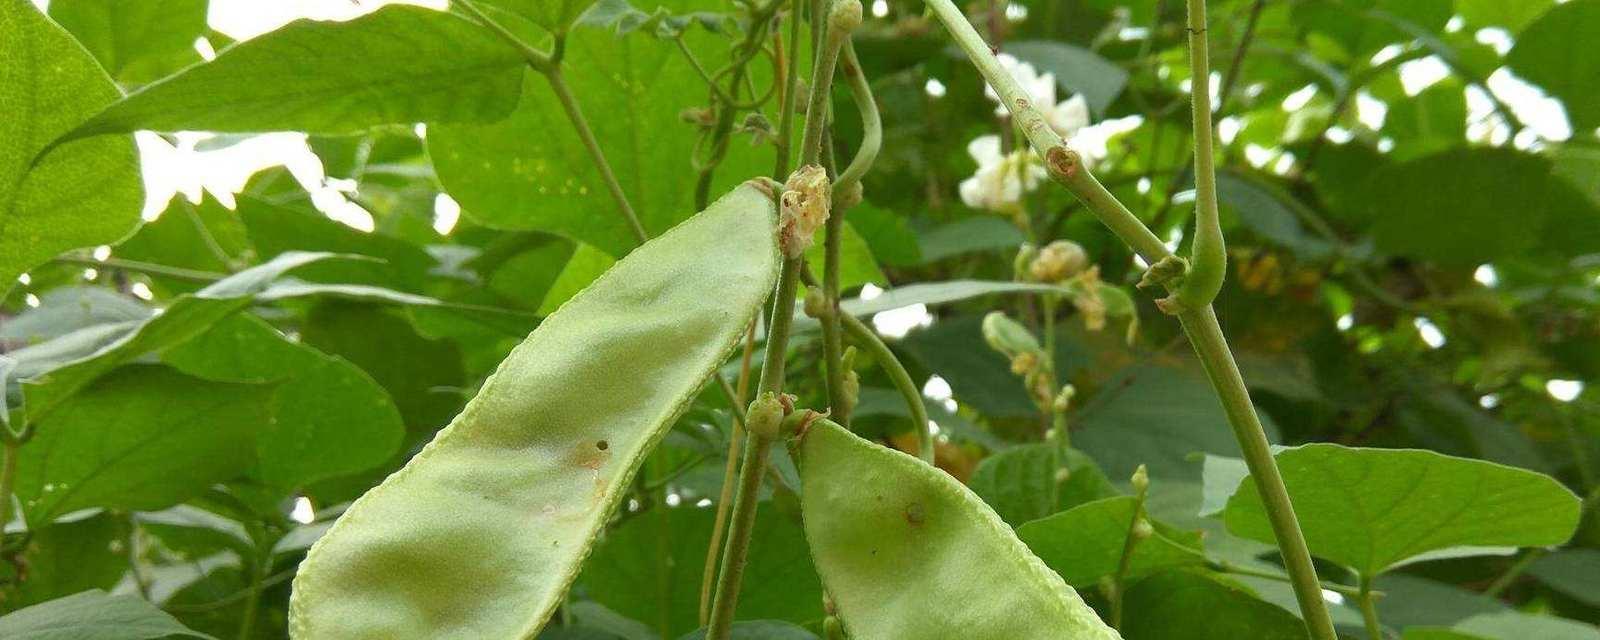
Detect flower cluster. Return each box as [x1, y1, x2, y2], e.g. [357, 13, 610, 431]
[959, 54, 1093, 215]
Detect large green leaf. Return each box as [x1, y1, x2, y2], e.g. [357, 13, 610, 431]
[1453, 612, 1600, 640]
[17, 252, 354, 421]
[1118, 570, 1307, 640]
[0, 0, 142, 289]
[0, 286, 149, 345]
[47, 0, 208, 84]
[1357, 148, 1564, 266]
[1075, 364, 1281, 481]
[162, 314, 405, 489]
[114, 197, 251, 295]
[914, 217, 1026, 263]
[10, 513, 128, 609]
[1216, 171, 1335, 261]
[1017, 496, 1206, 587]
[64, 6, 524, 138]
[1223, 444, 1582, 576]
[0, 590, 214, 640]
[13, 365, 273, 522]
[1528, 548, 1600, 607]
[1508, 0, 1600, 131]
[236, 191, 434, 291]
[430, 18, 766, 256]
[802, 221, 886, 292]
[299, 302, 467, 437]
[967, 443, 1066, 527]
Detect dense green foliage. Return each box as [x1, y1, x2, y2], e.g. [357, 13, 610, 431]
[1, 0, 1598, 638]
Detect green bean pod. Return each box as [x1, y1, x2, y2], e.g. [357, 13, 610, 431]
[798, 420, 1121, 640]
[289, 184, 780, 639]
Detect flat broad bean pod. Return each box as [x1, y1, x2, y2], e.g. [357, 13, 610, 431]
[798, 419, 1121, 640]
[288, 184, 780, 639]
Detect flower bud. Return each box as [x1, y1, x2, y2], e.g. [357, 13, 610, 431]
[1054, 468, 1071, 484]
[982, 311, 1041, 358]
[1029, 240, 1089, 282]
[780, 165, 830, 258]
[1072, 265, 1107, 331]
[828, 0, 863, 34]
[1131, 464, 1149, 494]
[1010, 352, 1039, 376]
[834, 179, 864, 210]
[1130, 517, 1154, 541]
[803, 288, 831, 318]
[1052, 384, 1076, 412]
[1013, 243, 1038, 281]
[746, 392, 786, 440]
[840, 369, 860, 418]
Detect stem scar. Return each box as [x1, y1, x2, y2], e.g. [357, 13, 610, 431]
[1045, 146, 1080, 180]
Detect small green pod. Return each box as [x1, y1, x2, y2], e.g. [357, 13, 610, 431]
[289, 184, 780, 639]
[798, 420, 1121, 640]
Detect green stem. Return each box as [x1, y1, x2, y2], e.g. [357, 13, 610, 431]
[758, 260, 802, 395]
[236, 553, 265, 640]
[922, 2, 1336, 637]
[455, 0, 553, 71]
[840, 313, 933, 462]
[1108, 480, 1148, 629]
[705, 435, 775, 640]
[1180, 306, 1336, 640]
[54, 255, 227, 282]
[831, 40, 880, 197]
[0, 441, 18, 536]
[818, 38, 878, 426]
[1178, 0, 1225, 310]
[1484, 548, 1546, 598]
[676, 37, 742, 107]
[798, 0, 855, 166]
[774, 0, 804, 178]
[921, 0, 1168, 263]
[699, 372, 749, 624]
[541, 65, 648, 245]
[1358, 575, 1383, 640]
[704, 257, 800, 640]
[1208, 560, 1364, 598]
[819, 257, 849, 424]
[1041, 295, 1066, 445]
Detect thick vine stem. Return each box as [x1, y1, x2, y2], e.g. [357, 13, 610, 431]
[705, 435, 776, 640]
[920, 0, 1336, 637]
[799, 0, 860, 166]
[1180, 306, 1336, 640]
[1177, 0, 1226, 311]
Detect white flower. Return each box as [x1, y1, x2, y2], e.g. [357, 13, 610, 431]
[983, 54, 1093, 139]
[958, 135, 1047, 214]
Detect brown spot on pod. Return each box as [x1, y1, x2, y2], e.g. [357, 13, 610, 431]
[904, 501, 926, 526]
